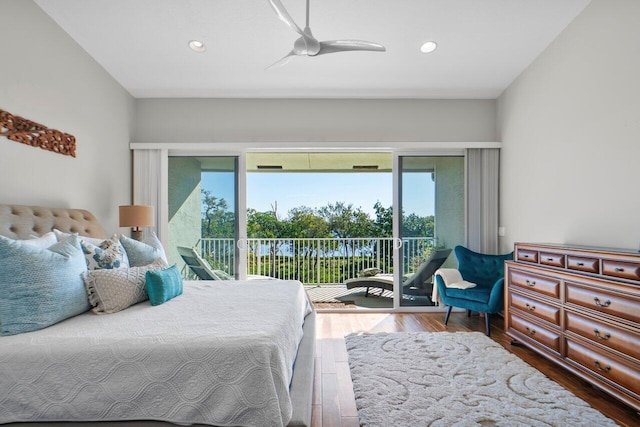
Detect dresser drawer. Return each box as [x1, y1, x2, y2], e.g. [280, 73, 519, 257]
[602, 259, 640, 282]
[567, 255, 600, 274]
[539, 252, 565, 268]
[509, 269, 560, 299]
[510, 292, 561, 326]
[517, 249, 538, 264]
[565, 281, 640, 324]
[565, 337, 640, 397]
[509, 313, 561, 354]
[565, 311, 640, 361]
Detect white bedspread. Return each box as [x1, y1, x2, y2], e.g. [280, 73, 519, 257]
[0, 279, 312, 427]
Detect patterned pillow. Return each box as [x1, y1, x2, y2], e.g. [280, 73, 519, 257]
[83, 258, 168, 314]
[145, 264, 183, 306]
[81, 237, 130, 270]
[0, 234, 90, 335]
[120, 232, 168, 267]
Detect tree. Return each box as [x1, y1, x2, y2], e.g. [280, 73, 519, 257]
[286, 207, 331, 239]
[317, 202, 374, 238]
[373, 201, 393, 237]
[201, 189, 234, 238]
[247, 208, 285, 238]
[402, 213, 434, 237]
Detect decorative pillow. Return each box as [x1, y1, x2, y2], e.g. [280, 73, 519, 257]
[81, 237, 130, 270]
[0, 234, 90, 336]
[358, 267, 382, 277]
[145, 264, 183, 306]
[83, 258, 168, 314]
[22, 232, 58, 248]
[120, 232, 168, 267]
[53, 229, 104, 246]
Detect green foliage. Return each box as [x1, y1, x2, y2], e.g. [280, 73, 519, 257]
[201, 189, 235, 238]
[202, 193, 436, 281]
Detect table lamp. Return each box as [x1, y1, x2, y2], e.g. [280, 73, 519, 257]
[119, 205, 154, 241]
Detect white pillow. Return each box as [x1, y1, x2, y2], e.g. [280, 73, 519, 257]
[21, 232, 57, 248]
[53, 229, 104, 246]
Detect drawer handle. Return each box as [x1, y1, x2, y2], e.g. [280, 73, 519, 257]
[523, 254, 529, 258]
[614, 267, 624, 272]
[546, 257, 554, 261]
[525, 303, 536, 311]
[593, 297, 611, 308]
[525, 279, 536, 287]
[525, 326, 536, 336]
[577, 262, 585, 266]
[594, 360, 611, 373]
[593, 329, 611, 340]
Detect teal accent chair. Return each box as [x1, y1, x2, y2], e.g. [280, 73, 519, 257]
[435, 245, 513, 336]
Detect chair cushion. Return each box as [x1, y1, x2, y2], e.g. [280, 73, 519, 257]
[454, 245, 513, 287]
[444, 287, 491, 304]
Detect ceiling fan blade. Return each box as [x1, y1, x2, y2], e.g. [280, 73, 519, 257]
[268, 0, 319, 55]
[265, 50, 297, 70]
[317, 40, 386, 56]
[268, 0, 306, 38]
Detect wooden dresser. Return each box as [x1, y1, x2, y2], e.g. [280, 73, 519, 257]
[504, 243, 640, 411]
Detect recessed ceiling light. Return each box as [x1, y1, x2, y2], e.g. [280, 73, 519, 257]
[420, 41, 438, 54]
[188, 40, 206, 52]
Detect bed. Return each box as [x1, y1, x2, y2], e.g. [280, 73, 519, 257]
[0, 204, 316, 427]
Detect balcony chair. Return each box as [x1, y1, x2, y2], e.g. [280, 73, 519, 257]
[177, 246, 233, 280]
[434, 245, 513, 336]
[345, 248, 452, 297]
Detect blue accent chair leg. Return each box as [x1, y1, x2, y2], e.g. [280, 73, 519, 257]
[444, 305, 453, 325]
[485, 313, 491, 336]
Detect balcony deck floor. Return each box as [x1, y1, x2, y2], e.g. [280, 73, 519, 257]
[304, 284, 393, 309]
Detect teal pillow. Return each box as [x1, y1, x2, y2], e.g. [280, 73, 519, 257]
[120, 233, 167, 267]
[145, 265, 183, 306]
[0, 234, 90, 335]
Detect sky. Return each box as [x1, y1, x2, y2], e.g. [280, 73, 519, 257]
[202, 171, 434, 218]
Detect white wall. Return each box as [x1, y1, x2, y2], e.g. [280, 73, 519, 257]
[134, 98, 497, 143]
[498, 0, 640, 252]
[0, 0, 135, 234]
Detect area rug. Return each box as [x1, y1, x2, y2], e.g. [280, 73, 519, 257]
[345, 331, 617, 426]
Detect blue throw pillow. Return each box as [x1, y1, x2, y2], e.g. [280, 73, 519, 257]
[0, 234, 90, 335]
[145, 264, 183, 306]
[120, 233, 167, 267]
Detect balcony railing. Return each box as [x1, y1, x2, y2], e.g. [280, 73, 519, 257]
[198, 237, 435, 285]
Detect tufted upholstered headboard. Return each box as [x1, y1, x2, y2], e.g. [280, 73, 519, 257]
[0, 204, 106, 240]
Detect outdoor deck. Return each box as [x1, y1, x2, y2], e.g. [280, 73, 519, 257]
[304, 284, 393, 309]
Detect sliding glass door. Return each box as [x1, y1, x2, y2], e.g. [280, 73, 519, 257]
[397, 155, 465, 307]
[167, 156, 240, 279]
[161, 149, 468, 311]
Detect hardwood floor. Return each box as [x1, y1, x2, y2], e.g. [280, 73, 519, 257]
[311, 311, 639, 427]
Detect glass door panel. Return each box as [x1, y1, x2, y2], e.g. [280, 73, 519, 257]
[168, 156, 238, 279]
[398, 155, 464, 307]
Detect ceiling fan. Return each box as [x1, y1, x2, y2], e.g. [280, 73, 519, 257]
[267, 0, 386, 69]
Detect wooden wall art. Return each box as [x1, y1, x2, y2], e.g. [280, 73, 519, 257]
[0, 109, 76, 157]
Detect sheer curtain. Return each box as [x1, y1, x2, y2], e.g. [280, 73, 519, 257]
[466, 148, 500, 254]
[132, 149, 167, 240]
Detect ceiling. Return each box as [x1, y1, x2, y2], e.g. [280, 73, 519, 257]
[35, 0, 591, 99]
